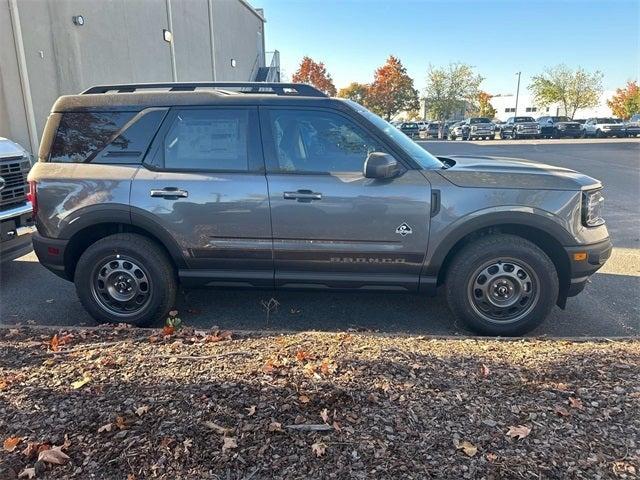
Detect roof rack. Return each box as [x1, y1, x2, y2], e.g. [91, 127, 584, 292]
[81, 82, 327, 97]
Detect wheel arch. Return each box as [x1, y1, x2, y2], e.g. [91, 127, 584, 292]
[61, 208, 187, 280]
[426, 213, 573, 307]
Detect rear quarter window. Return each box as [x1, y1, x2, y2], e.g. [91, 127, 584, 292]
[49, 112, 135, 163]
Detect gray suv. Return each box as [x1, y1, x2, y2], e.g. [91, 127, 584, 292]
[28, 82, 612, 336]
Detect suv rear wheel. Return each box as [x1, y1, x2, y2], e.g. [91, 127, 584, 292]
[74, 233, 176, 326]
[445, 234, 558, 336]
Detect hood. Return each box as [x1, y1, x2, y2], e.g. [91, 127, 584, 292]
[437, 155, 601, 191]
[599, 123, 623, 128]
[556, 121, 580, 127]
[0, 137, 28, 159]
[514, 122, 538, 127]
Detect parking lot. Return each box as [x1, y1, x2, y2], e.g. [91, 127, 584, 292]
[1, 138, 638, 337]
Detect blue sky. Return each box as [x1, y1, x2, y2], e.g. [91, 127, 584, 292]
[259, 0, 639, 95]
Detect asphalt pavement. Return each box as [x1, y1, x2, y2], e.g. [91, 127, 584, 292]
[1, 138, 638, 337]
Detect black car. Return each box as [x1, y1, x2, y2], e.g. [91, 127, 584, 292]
[398, 122, 420, 139]
[537, 116, 582, 139]
[499, 116, 540, 139]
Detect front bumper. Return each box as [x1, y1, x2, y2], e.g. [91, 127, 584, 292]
[564, 238, 612, 297]
[601, 129, 625, 137]
[32, 232, 71, 280]
[0, 203, 34, 263]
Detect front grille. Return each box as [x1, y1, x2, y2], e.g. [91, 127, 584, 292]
[0, 156, 30, 209]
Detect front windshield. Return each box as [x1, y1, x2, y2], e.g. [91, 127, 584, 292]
[470, 117, 492, 124]
[514, 117, 535, 123]
[344, 100, 443, 169]
[551, 116, 571, 122]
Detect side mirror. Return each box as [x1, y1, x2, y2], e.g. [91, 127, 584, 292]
[364, 152, 401, 179]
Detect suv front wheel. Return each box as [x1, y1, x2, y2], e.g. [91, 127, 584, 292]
[445, 234, 558, 336]
[74, 233, 177, 326]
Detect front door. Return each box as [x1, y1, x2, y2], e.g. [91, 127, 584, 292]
[130, 107, 273, 287]
[260, 107, 431, 291]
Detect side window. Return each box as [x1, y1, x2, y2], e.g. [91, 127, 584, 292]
[163, 109, 251, 171]
[49, 112, 136, 163]
[266, 109, 384, 173]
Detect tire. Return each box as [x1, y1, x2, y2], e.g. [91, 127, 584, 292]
[74, 233, 177, 326]
[445, 234, 558, 336]
[512, 131, 518, 140]
[499, 130, 506, 140]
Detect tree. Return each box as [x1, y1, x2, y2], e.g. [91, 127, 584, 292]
[337, 82, 370, 105]
[423, 63, 483, 137]
[367, 56, 419, 120]
[291, 57, 337, 96]
[473, 91, 497, 119]
[607, 81, 640, 119]
[528, 65, 603, 119]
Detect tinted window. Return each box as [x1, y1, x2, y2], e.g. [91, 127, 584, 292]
[93, 109, 167, 164]
[268, 109, 384, 173]
[164, 109, 250, 171]
[469, 118, 491, 124]
[49, 112, 135, 163]
[514, 117, 535, 122]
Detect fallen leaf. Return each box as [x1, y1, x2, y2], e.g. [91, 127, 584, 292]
[320, 408, 330, 424]
[262, 361, 276, 374]
[268, 421, 283, 432]
[204, 421, 229, 435]
[486, 452, 498, 462]
[568, 396, 584, 410]
[38, 445, 70, 465]
[296, 349, 311, 362]
[320, 358, 337, 375]
[169, 310, 179, 317]
[332, 421, 342, 432]
[115, 416, 127, 430]
[71, 375, 91, 389]
[18, 468, 36, 479]
[245, 405, 256, 416]
[98, 423, 113, 433]
[222, 436, 237, 453]
[555, 405, 570, 416]
[506, 425, 531, 440]
[3, 436, 22, 452]
[135, 405, 149, 416]
[455, 439, 478, 457]
[311, 441, 327, 457]
[480, 364, 490, 377]
[50, 334, 60, 352]
[299, 395, 310, 404]
[183, 438, 193, 450]
[162, 325, 175, 336]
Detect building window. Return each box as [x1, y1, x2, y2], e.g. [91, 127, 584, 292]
[504, 108, 516, 113]
[525, 107, 537, 112]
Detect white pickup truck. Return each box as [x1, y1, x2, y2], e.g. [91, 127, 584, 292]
[582, 118, 626, 138]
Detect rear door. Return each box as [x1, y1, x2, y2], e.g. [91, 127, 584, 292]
[260, 106, 431, 291]
[130, 106, 273, 287]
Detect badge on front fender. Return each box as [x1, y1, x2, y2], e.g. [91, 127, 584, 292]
[396, 223, 413, 236]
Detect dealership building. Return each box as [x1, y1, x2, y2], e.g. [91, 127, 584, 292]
[490, 92, 616, 121]
[0, 0, 279, 154]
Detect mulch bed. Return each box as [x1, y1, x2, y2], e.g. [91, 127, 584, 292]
[0, 325, 638, 479]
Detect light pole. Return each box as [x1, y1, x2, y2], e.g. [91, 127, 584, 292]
[514, 71, 521, 116]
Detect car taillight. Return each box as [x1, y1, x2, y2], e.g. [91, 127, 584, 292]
[27, 180, 38, 217]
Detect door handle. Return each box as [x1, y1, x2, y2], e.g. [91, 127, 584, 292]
[283, 190, 322, 201]
[150, 187, 189, 198]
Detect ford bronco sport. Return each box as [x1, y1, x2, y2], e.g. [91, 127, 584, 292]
[28, 82, 612, 336]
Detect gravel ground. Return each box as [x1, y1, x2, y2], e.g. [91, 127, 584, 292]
[0, 325, 638, 480]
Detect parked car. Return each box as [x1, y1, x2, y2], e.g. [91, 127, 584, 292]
[448, 121, 466, 140]
[416, 121, 428, 131]
[398, 122, 421, 139]
[582, 118, 626, 138]
[493, 119, 505, 135]
[537, 116, 583, 139]
[624, 114, 640, 137]
[424, 122, 441, 139]
[451, 117, 495, 140]
[29, 81, 611, 336]
[0, 137, 35, 263]
[499, 116, 541, 139]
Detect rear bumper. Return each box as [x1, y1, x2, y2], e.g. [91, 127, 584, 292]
[0, 203, 34, 263]
[564, 238, 612, 297]
[32, 232, 71, 280]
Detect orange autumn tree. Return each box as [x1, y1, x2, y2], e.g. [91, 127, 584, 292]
[292, 57, 337, 96]
[607, 81, 640, 120]
[367, 56, 419, 120]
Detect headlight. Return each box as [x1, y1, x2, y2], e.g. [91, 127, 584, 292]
[471, 126, 477, 131]
[582, 189, 605, 227]
[536, 125, 541, 132]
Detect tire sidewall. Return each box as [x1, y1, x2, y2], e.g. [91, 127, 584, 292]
[447, 242, 558, 336]
[75, 237, 174, 326]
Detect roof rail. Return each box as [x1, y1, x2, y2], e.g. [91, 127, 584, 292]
[81, 82, 327, 97]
